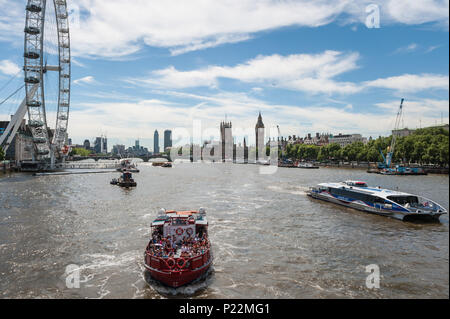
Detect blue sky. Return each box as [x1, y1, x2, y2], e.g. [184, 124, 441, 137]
[0, 0, 448, 151]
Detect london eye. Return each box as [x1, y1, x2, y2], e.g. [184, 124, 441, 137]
[0, 0, 71, 166]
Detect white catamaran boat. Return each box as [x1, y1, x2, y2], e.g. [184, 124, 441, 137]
[307, 181, 447, 222]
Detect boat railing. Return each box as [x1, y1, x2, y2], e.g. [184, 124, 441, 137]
[145, 248, 211, 271]
[415, 196, 447, 213]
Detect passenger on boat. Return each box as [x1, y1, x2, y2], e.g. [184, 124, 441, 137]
[149, 231, 209, 259]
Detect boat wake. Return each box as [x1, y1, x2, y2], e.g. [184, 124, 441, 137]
[143, 267, 215, 297]
[267, 185, 309, 196]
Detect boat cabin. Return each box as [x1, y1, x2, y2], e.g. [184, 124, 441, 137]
[151, 209, 208, 244]
[344, 181, 368, 187]
[122, 171, 133, 181]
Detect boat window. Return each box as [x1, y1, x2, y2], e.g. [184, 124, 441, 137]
[345, 181, 367, 187]
[331, 188, 382, 204]
[354, 182, 368, 187]
[172, 218, 187, 226]
[387, 196, 419, 206]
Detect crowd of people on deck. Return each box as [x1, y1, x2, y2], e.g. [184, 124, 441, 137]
[148, 229, 209, 259]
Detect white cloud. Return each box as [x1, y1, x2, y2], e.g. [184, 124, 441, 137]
[0, 0, 448, 58]
[169, 34, 252, 56]
[65, 90, 448, 142]
[129, 52, 449, 95]
[375, 98, 449, 114]
[73, 76, 97, 86]
[129, 50, 362, 94]
[393, 43, 419, 54]
[364, 74, 449, 92]
[71, 58, 87, 68]
[384, 0, 449, 26]
[0, 60, 21, 76]
[425, 45, 442, 53]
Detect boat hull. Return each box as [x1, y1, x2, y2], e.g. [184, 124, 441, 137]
[117, 169, 140, 173]
[145, 261, 212, 288]
[118, 181, 137, 187]
[307, 191, 443, 222]
[144, 254, 212, 288]
[380, 171, 427, 176]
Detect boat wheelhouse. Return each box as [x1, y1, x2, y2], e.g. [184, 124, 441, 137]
[117, 171, 137, 187]
[307, 181, 447, 222]
[144, 208, 212, 288]
[117, 159, 139, 173]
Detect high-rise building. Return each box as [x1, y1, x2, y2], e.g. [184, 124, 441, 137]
[83, 139, 90, 150]
[112, 144, 125, 156]
[94, 137, 102, 153]
[255, 112, 265, 161]
[154, 130, 160, 154]
[94, 135, 107, 154]
[164, 130, 172, 152]
[103, 137, 108, 154]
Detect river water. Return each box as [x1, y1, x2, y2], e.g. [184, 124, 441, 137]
[0, 162, 448, 299]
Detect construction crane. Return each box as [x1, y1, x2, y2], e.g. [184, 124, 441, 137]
[379, 98, 404, 168]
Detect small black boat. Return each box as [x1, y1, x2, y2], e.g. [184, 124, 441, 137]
[114, 171, 137, 187]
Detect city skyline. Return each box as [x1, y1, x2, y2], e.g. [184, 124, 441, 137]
[67, 117, 450, 154]
[0, 1, 448, 148]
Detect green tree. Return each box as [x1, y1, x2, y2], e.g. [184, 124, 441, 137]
[275, 126, 449, 166]
[412, 141, 427, 164]
[367, 146, 381, 162]
[285, 143, 294, 159]
[317, 147, 328, 161]
[328, 143, 342, 160]
[0, 146, 5, 161]
[69, 147, 92, 157]
[439, 143, 449, 165]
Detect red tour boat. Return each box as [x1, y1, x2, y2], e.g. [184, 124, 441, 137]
[144, 208, 212, 288]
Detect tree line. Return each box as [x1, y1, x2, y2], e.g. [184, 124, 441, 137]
[280, 127, 449, 166]
[69, 147, 93, 157]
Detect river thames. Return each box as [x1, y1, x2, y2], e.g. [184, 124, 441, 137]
[0, 162, 448, 299]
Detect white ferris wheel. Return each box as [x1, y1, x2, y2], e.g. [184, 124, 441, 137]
[0, 0, 71, 165]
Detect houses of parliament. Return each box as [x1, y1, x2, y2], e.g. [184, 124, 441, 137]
[217, 112, 267, 163]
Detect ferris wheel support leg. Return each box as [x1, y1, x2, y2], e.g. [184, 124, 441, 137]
[0, 83, 39, 152]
